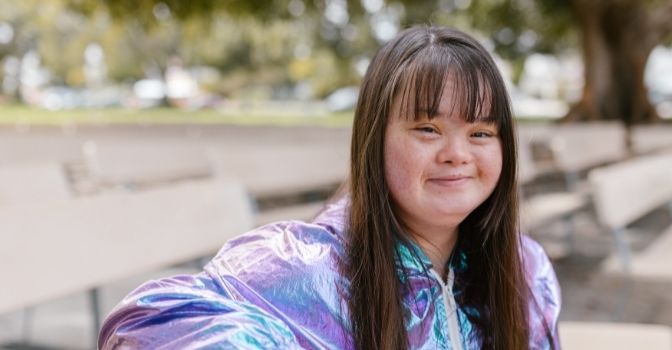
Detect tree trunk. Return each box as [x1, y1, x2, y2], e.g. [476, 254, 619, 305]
[564, 0, 663, 126]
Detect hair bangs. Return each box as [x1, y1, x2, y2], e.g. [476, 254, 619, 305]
[392, 45, 505, 127]
[392, 45, 451, 122]
[450, 52, 499, 125]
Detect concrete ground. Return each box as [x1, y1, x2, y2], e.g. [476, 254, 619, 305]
[550, 207, 672, 326]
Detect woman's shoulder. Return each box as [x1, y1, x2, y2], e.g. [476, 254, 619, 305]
[210, 198, 347, 270]
[205, 198, 350, 292]
[206, 218, 346, 280]
[520, 235, 561, 299]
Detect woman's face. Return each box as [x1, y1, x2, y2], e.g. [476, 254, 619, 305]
[384, 78, 503, 237]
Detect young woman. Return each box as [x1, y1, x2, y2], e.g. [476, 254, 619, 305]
[99, 25, 560, 349]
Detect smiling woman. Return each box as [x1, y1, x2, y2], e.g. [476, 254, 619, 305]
[346, 25, 558, 350]
[98, 25, 560, 350]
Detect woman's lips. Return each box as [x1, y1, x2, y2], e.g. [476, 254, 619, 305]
[427, 175, 472, 187]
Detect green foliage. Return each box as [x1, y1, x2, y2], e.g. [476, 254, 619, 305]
[0, 104, 354, 127]
[7, 0, 666, 103]
[463, 0, 576, 59]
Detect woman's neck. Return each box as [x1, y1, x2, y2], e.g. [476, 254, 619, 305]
[405, 225, 458, 281]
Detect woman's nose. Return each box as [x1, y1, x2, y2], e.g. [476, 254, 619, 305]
[436, 136, 472, 165]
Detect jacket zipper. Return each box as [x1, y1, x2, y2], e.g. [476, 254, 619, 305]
[430, 268, 464, 350]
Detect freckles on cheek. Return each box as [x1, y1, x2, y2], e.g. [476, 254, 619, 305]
[483, 151, 503, 183]
[385, 146, 414, 192]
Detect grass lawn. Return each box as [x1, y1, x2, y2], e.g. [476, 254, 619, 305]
[0, 105, 355, 127]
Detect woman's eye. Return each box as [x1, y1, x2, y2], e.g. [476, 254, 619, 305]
[471, 131, 494, 138]
[416, 126, 438, 134]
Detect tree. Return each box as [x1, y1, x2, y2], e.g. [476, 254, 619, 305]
[67, 0, 373, 96]
[564, 0, 672, 125]
[64, 0, 672, 124]
[395, 0, 672, 125]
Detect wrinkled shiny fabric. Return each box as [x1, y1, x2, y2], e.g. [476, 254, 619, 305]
[99, 197, 561, 349]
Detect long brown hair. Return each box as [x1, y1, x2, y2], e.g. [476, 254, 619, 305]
[345, 25, 529, 349]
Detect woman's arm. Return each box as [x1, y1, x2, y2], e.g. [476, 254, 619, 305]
[98, 271, 299, 349]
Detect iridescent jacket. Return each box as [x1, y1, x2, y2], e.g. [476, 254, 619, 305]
[99, 197, 561, 349]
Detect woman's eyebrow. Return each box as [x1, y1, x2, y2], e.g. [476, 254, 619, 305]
[415, 107, 446, 118]
[402, 107, 435, 120]
[473, 113, 497, 123]
[415, 107, 435, 115]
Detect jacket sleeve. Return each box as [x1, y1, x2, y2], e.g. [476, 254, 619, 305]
[97, 272, 300, 350]
[522, 236, 562, 350]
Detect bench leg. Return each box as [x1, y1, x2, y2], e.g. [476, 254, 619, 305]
[89, 288, 101, 348]
[613, 274, 635, 321]
[612, 228, 631, 272]
[564, 171, 579, 191]
[610, 228, 637, 320]
[21, 306, 34, 343]
[561, 214, 576, 254]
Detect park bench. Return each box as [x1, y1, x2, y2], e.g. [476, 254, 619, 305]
[517, 122, 629, 257]
[559, 321, 672, 350]
[0, 179, 253, 344]
[588, 151, 672, 277]
[517, 126, 590, 256]
[518, 128, 589, 227]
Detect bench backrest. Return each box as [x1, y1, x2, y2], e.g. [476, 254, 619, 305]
[210, 143, 349, 197]
[0, 135, 83, 164]
[0, 162, 71, 207]
[84, 139, 213, 186]
[588, 151, 672, 230]
[0, 180, 253, 313]
[549, 122, 628, 173]
[631, 124, 672, 155]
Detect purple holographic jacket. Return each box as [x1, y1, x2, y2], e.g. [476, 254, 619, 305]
[99, 197, 561, 349]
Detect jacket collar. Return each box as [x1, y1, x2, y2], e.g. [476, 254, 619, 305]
[312, 195, 466, 278]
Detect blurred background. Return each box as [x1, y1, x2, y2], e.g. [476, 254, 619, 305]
[0, 0, 671, 349]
